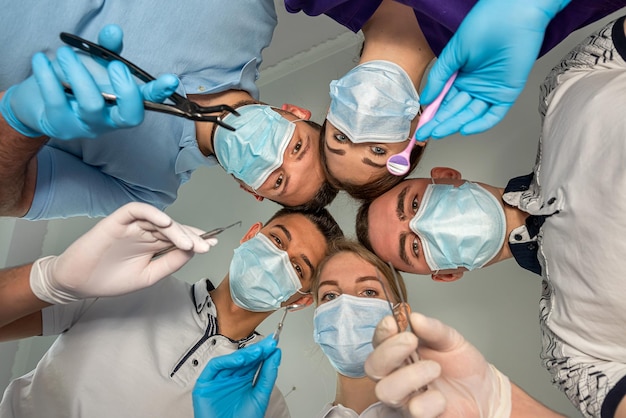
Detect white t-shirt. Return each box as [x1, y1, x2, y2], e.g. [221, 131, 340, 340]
[0, 277, 289, 418]
[502, 17, 626, 418]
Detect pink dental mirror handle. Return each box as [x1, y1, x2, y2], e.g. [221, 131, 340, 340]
[386, 72, 458, 176]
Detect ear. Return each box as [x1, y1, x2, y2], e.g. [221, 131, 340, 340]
[431, 272, 464, 283]
[430, 166, 462, 180]
[292, 293, 314, 308]
[281, 103, 312, 120]
[238, 184, 264, 202]
[394, 303, 412, 331]
[240, 222, 263, 244]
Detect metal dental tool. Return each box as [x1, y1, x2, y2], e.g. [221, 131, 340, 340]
[151, 221, 241, 260]
[59, 32, 240, 130]
[251, 303, 308, 386]
[384, 262, 427, 392]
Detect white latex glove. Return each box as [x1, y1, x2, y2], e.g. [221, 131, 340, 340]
[30, 202, 217, 304]
[365, 313, 511, 418]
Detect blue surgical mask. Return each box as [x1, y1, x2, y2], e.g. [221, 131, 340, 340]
[229, 233, 301, 312]
[313, 295, 391, 378]
[214, 104, 296, 190]
[409, 182, 506, 272]
[327, 60, 420, 143]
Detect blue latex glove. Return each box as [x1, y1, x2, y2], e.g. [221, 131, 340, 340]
[192, 336, 281, 418]
[415, 0, 571, 140]
[0, 24, 179, 140]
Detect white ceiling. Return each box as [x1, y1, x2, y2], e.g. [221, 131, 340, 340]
[261, 0, 351, 70]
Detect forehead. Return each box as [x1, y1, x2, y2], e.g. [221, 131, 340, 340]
[370, 178, 431, 216]
[263, 213, 327, 257]
[320, 252, 376, 282]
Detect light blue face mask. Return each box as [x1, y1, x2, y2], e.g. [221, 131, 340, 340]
[409, 182, 506, 272]
[313, 294, 391, 378]
[229, 233, 301, 312]
[327, 60, 420, 144]
[214, 104, 296, 190]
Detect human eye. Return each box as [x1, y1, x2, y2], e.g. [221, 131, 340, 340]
[411, 195, 419, 213]
[321, 291, 339, 302]
[293, 139, 302, 154]
[333, 132, 348, 143]
[273, 173, 284, 190]
[370, 146, 386, 155]
[411, 237, 420, 259]
[362, 288, 379, 298]
[270, 233, 284, 249]
[291, 261, 304, 279]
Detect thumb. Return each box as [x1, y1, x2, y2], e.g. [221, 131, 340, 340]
[256, 348, 281, 393]
[97, 24, 124, 54]
[420, 41, 461, 105]
[141, 74, 179, 103]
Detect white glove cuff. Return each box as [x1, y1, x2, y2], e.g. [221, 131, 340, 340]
[488, 364, 512, 418]
[30, 255, 80, 305]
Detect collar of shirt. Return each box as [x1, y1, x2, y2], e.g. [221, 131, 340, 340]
[169, 278, 261, 386]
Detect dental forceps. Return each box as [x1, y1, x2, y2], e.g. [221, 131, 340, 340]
[151, 221, 242, 260]
[59, 32, 239, 130]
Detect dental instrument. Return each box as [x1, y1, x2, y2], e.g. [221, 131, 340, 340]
[59, 32, 240, 130]
[151, 221, 242, 260]
[386, 72, 457, 176]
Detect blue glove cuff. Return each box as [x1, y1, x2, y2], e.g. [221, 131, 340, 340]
[0, 86, 43, 137]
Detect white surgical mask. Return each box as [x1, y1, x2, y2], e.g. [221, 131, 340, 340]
[229, 233, 301, 312]
[409, 182, 506, 271]
[313, 294, 391, 378]
[327, 60, 420, 144]
[214, 105, 295, 190]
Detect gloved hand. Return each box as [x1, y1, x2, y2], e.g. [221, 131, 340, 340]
[193, 336, 281, 418]
[365, 313, 511, 418]
[415, 0, 571, 140]
[30, 202, 216, 304]
[0, 24, 179, 140]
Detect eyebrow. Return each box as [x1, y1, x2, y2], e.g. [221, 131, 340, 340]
[356, 276, 382, 284]
[396, 186, 409, 221]
[275, 224, 292, 242]
[399, 232, 411, 266]
[301, 253, 314, 276]
[325, 140, 346, 156]
[275, 224, 314, 275]
[362, 158, 386, 169]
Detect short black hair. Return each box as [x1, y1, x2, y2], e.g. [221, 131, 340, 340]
[267, 207, 344, 248]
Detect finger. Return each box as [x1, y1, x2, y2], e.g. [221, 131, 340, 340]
[141, 74, 179, 103]
[256, 348, 282, 393]
[431, 99, 489, 139]
[119, 202, 174, 229]
[365, 332, 418, 380]
[409, 312, 464, 352]
[406, 389, 447, 418]
[31, 53, 69, 111]
[374, 360, 441, 407]
[108, 61, 144, 127]
[56, 46, 105, 116]
[198, 343, 268, 382]
[416, 90, 472, 140]
[419, 40, 462, 105]
[420, 54, 459, 105]
[97, 24, 124, 54]
[371, 315, 402, 348]
[460, 104, 510, 135]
